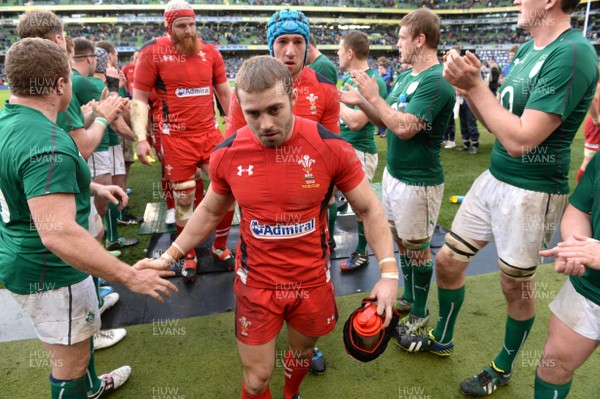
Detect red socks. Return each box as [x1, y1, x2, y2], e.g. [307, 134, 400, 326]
[194, 179, 205, 208]
[577, 168, 584, 184]
[161, 178, 175, 210]
[213, 210, 235, 249]
[283, 349, 311, 399]
[241, 382, 272, 399]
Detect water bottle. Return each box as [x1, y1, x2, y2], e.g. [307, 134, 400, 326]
[449, 195, 464, 204]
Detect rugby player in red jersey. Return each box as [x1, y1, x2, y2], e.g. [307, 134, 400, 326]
[142, 55, 398, 399]
[225, 10, 342, 371]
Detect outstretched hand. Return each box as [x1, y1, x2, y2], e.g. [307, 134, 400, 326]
[540, 235, 600, 275]
[128, 261, 178, 303]
[95, 184, 128, 210]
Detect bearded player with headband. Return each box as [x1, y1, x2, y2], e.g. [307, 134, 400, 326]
[131, 0, 235, 282]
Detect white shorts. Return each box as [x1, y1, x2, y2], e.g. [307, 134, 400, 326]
[110, 144, 126, 176]
[354, 149, 377, 181]
[10, 276, 100, 345]
[87, 151, 111, 179]
[87, 200, 103, 238]
[549, 279, 600, 341]
[452, 170, 567, 268]
[382, 168, 443, 240]
[584, 147, 598, 158]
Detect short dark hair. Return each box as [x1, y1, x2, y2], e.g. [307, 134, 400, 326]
[6, 37, 70, 97]
[17, 10, 63, 40]
[561, 0, 580, 13]
[342, 30, 369, 60]
[400, 9, 440, 49]
[309, 34, 317, 48]
[96, 40, 116, 55]
[73, 37, 95, 57]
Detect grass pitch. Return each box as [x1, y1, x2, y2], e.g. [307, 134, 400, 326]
[1, 267, 598, 398]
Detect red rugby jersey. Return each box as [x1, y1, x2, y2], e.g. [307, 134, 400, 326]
[122, 61, 135, 94]
[584, 80, 600, 149]
[134, 37, 227, 137]
[211, 117, 363, 289]
[225, 67, 340, 137]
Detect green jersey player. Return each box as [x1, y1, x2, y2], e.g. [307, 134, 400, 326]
[537, 151, 600, 398]
[340, 9, 455, 337]
[0, 38, 176, 399]
[398, 0, 599, 396]
[337, 30, 388, 272]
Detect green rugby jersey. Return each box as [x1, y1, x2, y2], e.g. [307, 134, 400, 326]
[491, 29, 599, 194]
[340, 69, 386, 154]
[0, 103, 91, 294]
[569, 153, 600, 306]
[385, 64, 455, 186]
[309, 54, 338, 85]
[72, 72, 110, 152]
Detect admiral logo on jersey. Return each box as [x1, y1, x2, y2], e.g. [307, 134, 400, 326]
[176, 87, 210, 97]
[250, 218, 316, 239]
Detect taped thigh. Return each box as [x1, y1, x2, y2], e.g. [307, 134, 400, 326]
[172, 179, 196, 221]
[498, 258, 536, 281]
[440, 231, 482, 263]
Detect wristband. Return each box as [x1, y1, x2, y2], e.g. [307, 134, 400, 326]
[587, 238, 600, 243]
[94, 117, 109, 128]
[378, 257, 397, 268]
[381, 272, 399, 280]
[172, 242, 185, 257]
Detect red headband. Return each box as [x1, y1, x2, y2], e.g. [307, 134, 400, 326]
[165, 9, 195, 36]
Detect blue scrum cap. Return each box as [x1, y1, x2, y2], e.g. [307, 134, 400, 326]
[267, 9, 310, 63]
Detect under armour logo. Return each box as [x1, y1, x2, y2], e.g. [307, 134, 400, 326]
[237, 165, 254, 176]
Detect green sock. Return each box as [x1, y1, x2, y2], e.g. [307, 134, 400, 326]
[118, 206, 129, 221]
[534, 373, 572, 399]
[493, 315, 535, 373]
[85, 338, 103, 395]
[432, 286, 465, 344]
[355, 221, 367, 254]
[93, 276, 103, 309]
[400, 255, 414, 303]
[104, 202, 120, 243]
[327, 203, 337, 240]
[412, 260, 433, 318]
[50, 374, 87, 399]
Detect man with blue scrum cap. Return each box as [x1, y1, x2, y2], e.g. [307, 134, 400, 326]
[226, 9, 339, 137]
